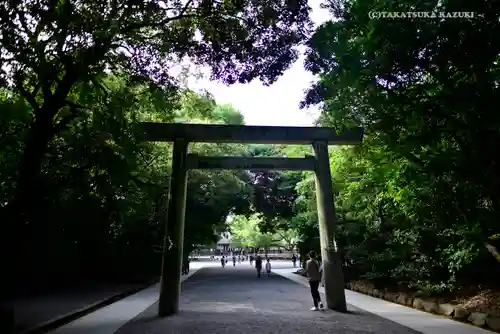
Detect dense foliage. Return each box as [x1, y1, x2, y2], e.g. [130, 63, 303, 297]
[228, 213, 300, 253]
[0, 0, 313, 304]
[292, 0, 500, 293]
[0, 81, 255, 292]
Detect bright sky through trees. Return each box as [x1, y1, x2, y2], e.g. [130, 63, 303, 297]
[186, 0, 332, 127]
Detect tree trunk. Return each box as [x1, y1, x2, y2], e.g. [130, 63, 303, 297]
[0, 106, 55, 333]
[11, 106, 55, 217]
[4, 106, 54, 248]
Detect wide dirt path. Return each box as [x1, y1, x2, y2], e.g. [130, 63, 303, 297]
[116, 264, 421, 334]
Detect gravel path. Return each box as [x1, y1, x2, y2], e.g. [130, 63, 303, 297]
[116, 266, 421, 334]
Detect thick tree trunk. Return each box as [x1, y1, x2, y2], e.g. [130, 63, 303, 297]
[0, 106, 55, 333]
[12, 107, 55, 216]
[4, 107, 54, 248]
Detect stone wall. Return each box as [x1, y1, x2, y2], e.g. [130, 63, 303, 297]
[345, 281, 500, 333]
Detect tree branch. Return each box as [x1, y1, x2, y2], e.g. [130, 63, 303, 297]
[130, 175, 164, 188]
[17, 10, 34, 40]
[120, 0, 197, 34]
[15, 77, 39, 109]
[52, 101, 86, 135]
[485, 243, 500, 263]
[90, 77, 110, 100]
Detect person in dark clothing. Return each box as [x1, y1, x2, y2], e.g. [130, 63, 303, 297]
[221, 255, 226, 267]
[291, 254, 297, 268]
[182, 257, 190, 275]
[255, 255, 263, 278]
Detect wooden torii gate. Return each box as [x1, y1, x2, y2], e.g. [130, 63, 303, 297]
[138, 122, 363, 316]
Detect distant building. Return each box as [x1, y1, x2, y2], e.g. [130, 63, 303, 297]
[216, 232, 231, 253]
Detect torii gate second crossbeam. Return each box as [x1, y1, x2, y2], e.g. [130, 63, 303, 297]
[137, 122, 363, 317]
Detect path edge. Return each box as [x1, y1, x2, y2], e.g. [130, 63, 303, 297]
[273, 269, 494, 334]
[15, 281, 157, 334]
[16, 267, 202, 334]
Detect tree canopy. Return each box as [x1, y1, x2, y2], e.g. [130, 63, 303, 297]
[228, 213, 299, 253]
[0, 2, 316, 307]
[0, 0, 313, 225]
[0, 78, 257, 289]
[291, 0, 500, 293]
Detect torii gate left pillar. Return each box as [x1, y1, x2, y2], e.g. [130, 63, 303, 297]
[313, 140, 347, 312]
[158, 139, 188, 316]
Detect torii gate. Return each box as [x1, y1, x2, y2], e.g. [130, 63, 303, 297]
[138, 122, 363, 316]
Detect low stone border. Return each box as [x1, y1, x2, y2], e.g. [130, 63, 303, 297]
[345, 281, 500, 333]
[292, 269, 499, 332]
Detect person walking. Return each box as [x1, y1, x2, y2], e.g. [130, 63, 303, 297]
[182, 257, 190, 275]
[255, 255, 263, 278]
[265, 258, 272, 276]
[291, 253, 297, 268]
[306, 251, 324, 311]
[221, 255, 226, 268]
[319, 262, 324, 287]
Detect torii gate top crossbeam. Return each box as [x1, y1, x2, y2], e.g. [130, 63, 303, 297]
[186, 154, 316, 171]
[139, 122, 363, 145]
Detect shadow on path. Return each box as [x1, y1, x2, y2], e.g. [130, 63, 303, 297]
[10, 283, 149, 332]
[115, 266, 421, 334]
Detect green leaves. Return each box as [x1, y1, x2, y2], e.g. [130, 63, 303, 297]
[294, 0, 500, 291]
[228, 213, 286, 250]
[1, 0, 315, 238]
[0, 72, 265, 282]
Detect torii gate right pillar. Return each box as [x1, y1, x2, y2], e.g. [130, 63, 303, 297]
[313, 140, 347, 312]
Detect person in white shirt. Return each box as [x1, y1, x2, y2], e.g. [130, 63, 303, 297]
[265, 258, 272, 276]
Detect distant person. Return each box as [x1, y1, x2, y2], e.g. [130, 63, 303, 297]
[250, 255, 254, 266]
[182, 257, 190, 275]
[291, 254, 297, 268]
[221, 255, 226, 268]
[233, 255, 236, 266]
[319, 262, 324, 287]
[265, 258, 272, 276]
[306, 251, 324, 311]
[255, 255, 263, 278]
